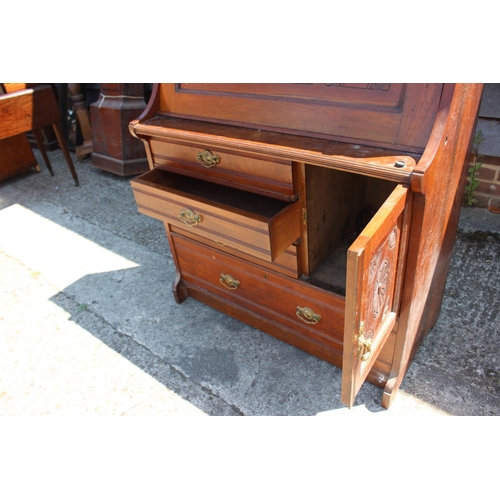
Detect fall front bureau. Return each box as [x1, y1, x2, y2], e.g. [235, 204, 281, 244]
[129, 83, 483, 408]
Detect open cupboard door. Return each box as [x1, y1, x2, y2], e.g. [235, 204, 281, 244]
[341, 184, 409, 407]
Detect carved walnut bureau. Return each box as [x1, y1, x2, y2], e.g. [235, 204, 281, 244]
[129, 83, 483, 408]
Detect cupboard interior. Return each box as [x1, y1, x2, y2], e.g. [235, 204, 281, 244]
[303, 164, 398, 295]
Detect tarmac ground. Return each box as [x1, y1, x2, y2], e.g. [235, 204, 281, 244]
[1, 148, 499, 416]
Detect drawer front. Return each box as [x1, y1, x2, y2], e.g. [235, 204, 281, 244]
[149, 139, 295, 200]
[170, 224, 300, 278]
[131, 169, 301, 263]
[172, 234, 345, 346]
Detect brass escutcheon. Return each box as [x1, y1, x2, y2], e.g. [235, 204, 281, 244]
[179, 208, 202, 227]
[219, 274, 240, 290]
[296, 306, 321, 325]
[197, 149, 221, 168]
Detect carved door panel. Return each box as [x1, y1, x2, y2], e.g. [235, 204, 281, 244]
[341, 184, 409, 407]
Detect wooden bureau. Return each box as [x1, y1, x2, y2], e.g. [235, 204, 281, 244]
[129, 83, 483, 408]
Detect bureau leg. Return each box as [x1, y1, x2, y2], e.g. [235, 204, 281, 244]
[172, 271, 190, 304]
[165, 225, 190, 304]
[381, 377, 398, 409]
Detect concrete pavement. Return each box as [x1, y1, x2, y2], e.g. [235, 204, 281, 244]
[1, 149, 499, 416]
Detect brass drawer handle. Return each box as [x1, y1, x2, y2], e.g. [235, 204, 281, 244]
[296, 306, 321, 325]
[179, 208, 202, 227]
[197, 149, 221, 168]
[220, 274, 240, 290]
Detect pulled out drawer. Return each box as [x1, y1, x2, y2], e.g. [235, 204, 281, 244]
[131, 169, 301, 263]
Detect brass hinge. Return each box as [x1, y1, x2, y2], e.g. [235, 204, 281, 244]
[302, 208, 307, 226]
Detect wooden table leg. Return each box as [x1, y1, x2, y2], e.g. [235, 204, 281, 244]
[52, 122, 80, 186]
[68, 83, 93, 161]
[33, 129, 55, 176]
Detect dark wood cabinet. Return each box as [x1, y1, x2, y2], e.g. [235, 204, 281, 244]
[0, 133, 39, 182]
[91, 83, 149, 176]
[129, 83, 483, 408]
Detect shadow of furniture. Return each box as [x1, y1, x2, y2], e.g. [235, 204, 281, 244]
[0, 84, 79, 186]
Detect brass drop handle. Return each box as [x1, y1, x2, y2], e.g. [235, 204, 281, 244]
[197, 149, 221, 168]
[357, 322, 372, 362]
[296, 306, 321, 325]
[179, 208, 202, 227]
[357, 334, 372, 362]
[219, 274, 240, 290]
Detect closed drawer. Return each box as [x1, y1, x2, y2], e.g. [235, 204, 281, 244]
[131, 169, 301, 263]
[149, 139, 294, 200]
[172, 233, 345, 346]
[171, 224, 300, 278]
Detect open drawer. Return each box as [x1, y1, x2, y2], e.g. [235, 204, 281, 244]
[131, 168, 301, 263]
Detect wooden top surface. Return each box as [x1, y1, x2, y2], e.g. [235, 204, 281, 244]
[135, 115, 419, 183]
